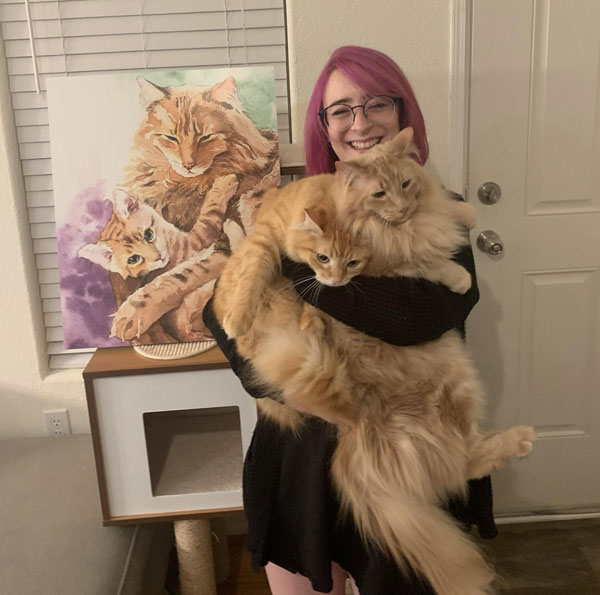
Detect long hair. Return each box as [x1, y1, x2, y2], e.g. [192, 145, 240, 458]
[304, 46, 429, 175]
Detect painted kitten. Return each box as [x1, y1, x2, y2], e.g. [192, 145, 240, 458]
[109, 75, 280, 342]
[214, 129, 535, 594]
[79, 178, 239, 343]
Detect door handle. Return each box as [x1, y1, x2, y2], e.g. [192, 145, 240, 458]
[478, 181, 501, 205]
[477, 230, 504, 255]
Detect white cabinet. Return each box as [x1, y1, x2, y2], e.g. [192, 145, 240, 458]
[83, 347, 256, 525]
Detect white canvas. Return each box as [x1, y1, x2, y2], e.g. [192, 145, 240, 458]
[47, 67, 280, 349]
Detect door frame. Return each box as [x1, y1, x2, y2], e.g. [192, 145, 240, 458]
[448, 0, 472, 198]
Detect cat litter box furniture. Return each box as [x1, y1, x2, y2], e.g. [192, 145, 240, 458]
[83, 345, 257, 594]
[83, 345, 256, 524]
[0, 434, 173, 595]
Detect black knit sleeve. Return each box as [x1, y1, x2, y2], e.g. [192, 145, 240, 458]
[281, 242, 479, 347]
[202, 296, 271, 399]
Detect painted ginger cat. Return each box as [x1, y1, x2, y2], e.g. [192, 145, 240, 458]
[79, 178, 239, 343]
[110, 74, 280, 342]
[123, 75, 280, 233]
[213, 129, 536, 595]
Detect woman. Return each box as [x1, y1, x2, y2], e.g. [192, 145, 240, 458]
[203, 45, 496, 595]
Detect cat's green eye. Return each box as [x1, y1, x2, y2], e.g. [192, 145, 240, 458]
[372, 190, 386, 198]
[163, 134, 178, 143]
[347, 260, 360, 268]
[402, 179, 412, 189]
[317, 253, 330, 263]
[128, 254, 142, 265]
[144, 228, 155, 242]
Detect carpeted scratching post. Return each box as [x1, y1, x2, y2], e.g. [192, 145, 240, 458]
[210, 518, 230, 584]
[174, 519, 218, 595]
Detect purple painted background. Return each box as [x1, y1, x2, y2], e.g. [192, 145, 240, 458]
[57, 180, 125, 349]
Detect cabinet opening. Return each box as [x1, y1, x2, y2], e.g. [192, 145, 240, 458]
[143, 407, 243, 497]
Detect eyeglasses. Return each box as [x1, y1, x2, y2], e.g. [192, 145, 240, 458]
[319, 95, 402, 131]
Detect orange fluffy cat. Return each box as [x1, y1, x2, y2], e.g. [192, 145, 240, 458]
[213, 129, 535, 595]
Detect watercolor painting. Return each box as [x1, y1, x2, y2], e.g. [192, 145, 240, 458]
[47, 67, 280, 349]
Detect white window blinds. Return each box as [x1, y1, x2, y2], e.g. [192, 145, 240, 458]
[0, 0, 290, 370]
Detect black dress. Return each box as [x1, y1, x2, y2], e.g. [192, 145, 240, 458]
[202, 237, 497, 594]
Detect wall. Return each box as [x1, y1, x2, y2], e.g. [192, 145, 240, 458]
[0, 0, 456, 437]
[0, 37, 87, 437]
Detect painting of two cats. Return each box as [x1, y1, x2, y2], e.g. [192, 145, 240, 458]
[47, 67, 280, 349]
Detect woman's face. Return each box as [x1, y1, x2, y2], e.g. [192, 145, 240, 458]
[322, 69, 401, 163]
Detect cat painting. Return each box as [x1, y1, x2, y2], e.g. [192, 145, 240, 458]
[105, 74, 280, 344]
[50, 68, 281, 348]
[213, 128, 535, 595]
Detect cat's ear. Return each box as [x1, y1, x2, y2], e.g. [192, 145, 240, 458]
[207, 76, 239, 104]
[302, 208, 326, 234]
[335, 161, 365, 185]
[390, 127, 414, 153]
[111, 188, 139, 219]
[136, 77, 169, 110]
[78, 243, 115, 271]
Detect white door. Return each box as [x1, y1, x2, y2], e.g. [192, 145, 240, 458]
[467, 0, 600, 514]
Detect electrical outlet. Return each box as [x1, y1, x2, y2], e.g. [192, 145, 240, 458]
[44, 409, 71, 436]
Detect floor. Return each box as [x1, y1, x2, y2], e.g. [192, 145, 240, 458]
[215, 519, 600, 594]
[216, 535, 269, 595]
[476, 518, 600, 594]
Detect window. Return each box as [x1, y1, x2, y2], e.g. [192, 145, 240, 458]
[0, 0, 291, 368]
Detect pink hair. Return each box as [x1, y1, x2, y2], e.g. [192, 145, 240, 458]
[303, 46, 429, 175]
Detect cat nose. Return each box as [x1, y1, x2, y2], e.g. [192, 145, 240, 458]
[183, 162, 194, 171]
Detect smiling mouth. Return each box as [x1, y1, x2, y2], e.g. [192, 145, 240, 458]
[348, 138, 381, 150]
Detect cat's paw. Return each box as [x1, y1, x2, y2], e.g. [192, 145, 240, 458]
[457, 202, 477, 229]
[209, 174, 239, 203]
[110, 299, 155, 342]
[509, 425, 536, 458]
[299, 309, 326, 332]
[449, 269, 473, 294]
[223, 219, 245, 251]
[222, 308, 254, 339]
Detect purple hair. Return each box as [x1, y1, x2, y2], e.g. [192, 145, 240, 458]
[304, 46, 429, 175]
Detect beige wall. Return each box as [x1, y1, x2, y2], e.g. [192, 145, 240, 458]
[0, 38, 87, 437]
[0, 0, 457, 437]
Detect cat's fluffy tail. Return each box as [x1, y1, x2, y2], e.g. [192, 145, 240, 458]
[332, 424, 495, 595]
[250, 328, 355, 423]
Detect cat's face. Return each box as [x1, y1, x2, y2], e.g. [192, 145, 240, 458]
[78, 190, 171, 279]
[336, 127, 424, 225]
[352, 157, 423, 225]
[136, 76, 242, 178]
[292, 208, 371, 287]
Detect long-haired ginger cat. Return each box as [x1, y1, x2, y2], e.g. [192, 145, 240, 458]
[213, 128, 535, 594]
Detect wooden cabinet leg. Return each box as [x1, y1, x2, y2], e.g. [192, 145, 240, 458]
[174, 519, 217, 595]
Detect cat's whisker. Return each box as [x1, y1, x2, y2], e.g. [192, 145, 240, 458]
[292, 277, 317, 296]
[298, 279, 321, 301]
[309, 281, 324, 304]
[292, 275, 316, 287]
[274, 278, 309, 295]
[347, 279, 365, 297]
